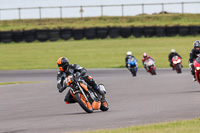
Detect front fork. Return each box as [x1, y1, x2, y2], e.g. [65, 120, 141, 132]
[70, 83, 89, 102]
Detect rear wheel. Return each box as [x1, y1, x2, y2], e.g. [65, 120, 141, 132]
[75, 93, 93, 113]
[100, 99, 109, 111]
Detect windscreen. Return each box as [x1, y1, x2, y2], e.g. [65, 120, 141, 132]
[196, 57, 200, 64]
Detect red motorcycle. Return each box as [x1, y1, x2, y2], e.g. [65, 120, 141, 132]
[172, 56, 182, 73]
[193, 57, 200, 84]
[144, 58, 156, 75]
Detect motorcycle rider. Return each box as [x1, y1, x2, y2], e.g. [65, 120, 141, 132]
[168, 49, 182, 70]
[142, 53, 154, 71]
[189, 40, 200, 81]
[125, 51, 137, 76]
[57, 57, 105, 104]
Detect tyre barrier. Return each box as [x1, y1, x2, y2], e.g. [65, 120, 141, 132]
[36, 29, 49, 42]
[96, 27, 108, 39]
[48, 29, 60, 41]
[60, 28, 72, 40]
[166, 26, 178, 37]
[178, 26, 189, 36]
[0, 25, 200, 43]
[0, 31, 13, 43]
[85, 28, 96, 39]
[73, 29, 85, 40]
[13, 31, 24, 43]
[108, 27, 120, 38]
[189, 26, 199, 36]
[155, 27, 166, 37]
[143, 26, 155, 37]
[24, 30, 36, 42]
[120, 27, 132, 38]
[132, 27, 143, 38]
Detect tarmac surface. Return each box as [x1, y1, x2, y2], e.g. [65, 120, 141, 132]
[1, 68, 200, 133]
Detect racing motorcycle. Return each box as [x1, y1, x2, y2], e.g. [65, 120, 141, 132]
[65, 75, 109, 113]
[193, 57, 200, 84]
[127, 57, 138, 76]
[144, 58, 156, 75]
[172, 56, 182, 73]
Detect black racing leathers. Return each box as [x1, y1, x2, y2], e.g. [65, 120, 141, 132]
[57, 64, 98, 103]
[189, 49, 200, 75]
[168, 52, 182, 67]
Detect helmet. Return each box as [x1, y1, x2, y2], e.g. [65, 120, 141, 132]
[171, 49, 176, 53]
[127, 51, 132, 56]
[57, 57, 69, 72]
[143, 53, 147, 58]
[193, 40, 200, 52]
[193, 40, 200, 48]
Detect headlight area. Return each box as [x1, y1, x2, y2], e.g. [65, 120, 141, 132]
[196, 67, 200, 70]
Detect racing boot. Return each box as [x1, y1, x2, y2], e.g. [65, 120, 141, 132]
[95, 85, 106, 102]
[193, 75, 197, 82]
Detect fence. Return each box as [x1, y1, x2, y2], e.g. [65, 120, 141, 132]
[0, 1, 200, 20]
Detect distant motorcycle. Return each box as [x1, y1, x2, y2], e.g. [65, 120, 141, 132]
[127, 57, 138, 76]
[65, 75, 109, 113]
[172, 56, 182, 73]
[144, 58, 156, 75]
[193, 57, 200, 84]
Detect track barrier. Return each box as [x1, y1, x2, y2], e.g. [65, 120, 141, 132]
[0, 25, 199, 43]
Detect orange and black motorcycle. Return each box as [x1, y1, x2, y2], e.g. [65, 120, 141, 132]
[65, 75, 109, 113]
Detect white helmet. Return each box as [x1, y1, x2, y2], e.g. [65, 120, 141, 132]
[171, 49, 176, 53]
[127, 51, 132, 56]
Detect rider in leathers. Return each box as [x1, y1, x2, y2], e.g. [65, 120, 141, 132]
[189, 40, 200, 81]
[125, 51, 137, 76]
[168, 49, 182, 70]
[57, 57, 105, 104]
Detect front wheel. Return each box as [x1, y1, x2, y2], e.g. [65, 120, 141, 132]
[75, 93, 93, 113]
[100, 99, 109, 111]
[151, 67, 156, 75]
[176, 64, 182, 73]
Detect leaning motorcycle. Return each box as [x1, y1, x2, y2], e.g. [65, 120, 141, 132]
[193, 57, 200, 84]
[65, 75, 109, 113]
[144, 58, 156, 75]
[172, 56, 182, 73]
[127, 57, 138, 76]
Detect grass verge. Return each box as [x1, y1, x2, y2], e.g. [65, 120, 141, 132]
[76, 118, 200, 133]
[0, 14, 200, 31]
[0, 36, 197, 70]
[0, 81, 44, 85]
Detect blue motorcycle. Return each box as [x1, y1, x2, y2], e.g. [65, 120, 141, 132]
[127, 57, 138, 76]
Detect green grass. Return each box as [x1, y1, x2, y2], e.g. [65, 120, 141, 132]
[76, 118, 200, 133]
[0, 36, 197, 70]
[0, 81, 42, 85]
[0, 14, 200, 31]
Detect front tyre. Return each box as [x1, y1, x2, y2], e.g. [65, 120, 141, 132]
[100, 99, 109, 111]
[75, 93, 93, 113]
[151, 67, 156, 75]
[176, 64, 182, 73]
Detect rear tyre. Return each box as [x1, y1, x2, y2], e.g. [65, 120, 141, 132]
[100, 99, 109, 111]
[75, 93, 93, 113]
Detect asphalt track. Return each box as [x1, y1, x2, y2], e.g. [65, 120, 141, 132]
[1, 68, 200, 133]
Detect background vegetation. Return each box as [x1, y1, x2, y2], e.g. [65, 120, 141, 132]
[0, 14, 200, 31]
